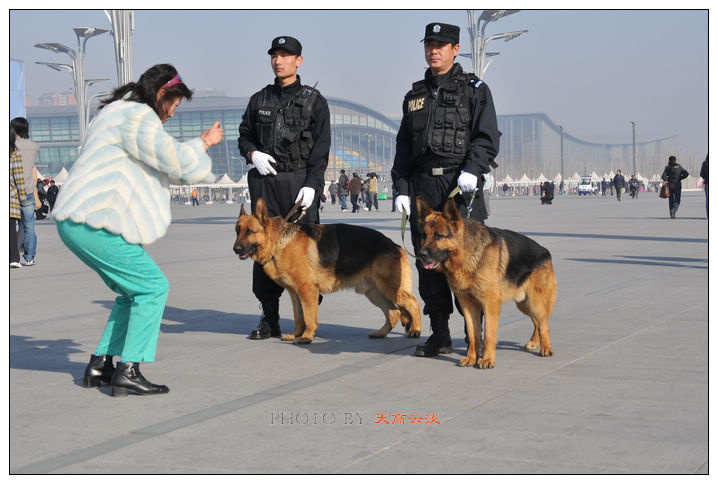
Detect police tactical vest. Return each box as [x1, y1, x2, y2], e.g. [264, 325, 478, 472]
[405, 71, 481, 161]
[254, 85, 319, 169]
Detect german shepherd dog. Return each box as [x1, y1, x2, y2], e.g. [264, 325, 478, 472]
[415, 196, 556, 368]
[233, 198, 421, 344]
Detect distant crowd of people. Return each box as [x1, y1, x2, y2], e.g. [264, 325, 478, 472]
[327, 170, 384, 213]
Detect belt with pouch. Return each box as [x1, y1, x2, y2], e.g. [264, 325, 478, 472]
[271, 161, 306, 173]
[423, 165, 460, 176]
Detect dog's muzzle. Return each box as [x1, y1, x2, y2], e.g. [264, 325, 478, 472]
[417, 248, 447, 271]
[233, 243, 257, 260]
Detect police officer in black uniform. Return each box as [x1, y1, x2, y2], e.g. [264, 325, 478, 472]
[392, 22, 501, 357]
[238, 35, 331, 339]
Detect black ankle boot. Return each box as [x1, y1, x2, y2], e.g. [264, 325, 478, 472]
[415, 313, 453, 357]
[110, 362, 169, 397]
[250, 299, 281, 339]
[82, 354, 115, 388]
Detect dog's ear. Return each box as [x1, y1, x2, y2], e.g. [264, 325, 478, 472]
[415, 196, 432, 221]
[254, 198, 267, 224]
[443, 197, 462, 224]
[240, 203, 247, 217]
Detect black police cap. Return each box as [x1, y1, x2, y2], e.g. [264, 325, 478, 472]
[421, 23, 460, 44]
[268, 36, 302, 56]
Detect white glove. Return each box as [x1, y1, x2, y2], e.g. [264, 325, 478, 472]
[458, 171, 478, 192]
[250, 151, 278, 176]
[294, 187, 315, 210]
[395, 195, 411, 216]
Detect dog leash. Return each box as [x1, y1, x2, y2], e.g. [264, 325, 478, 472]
[400, 210, 417, 258]
[284, 202, 307, 224]
[400, 186, 478, 259]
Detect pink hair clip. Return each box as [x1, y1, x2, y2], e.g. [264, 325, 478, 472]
[161, 74, 182, 89]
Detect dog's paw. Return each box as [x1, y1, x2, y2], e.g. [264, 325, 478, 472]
[540, 346, 553, 357]
[459, 357, 476, 367]
[525, 341, 540, 351]
[296, 337, 313, 345]
[405, 329, 421, 338]
[281, 334, 296, 342]
[476, 358, 495, 369]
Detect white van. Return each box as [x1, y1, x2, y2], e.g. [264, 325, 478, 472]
[578, 176, 596, 195]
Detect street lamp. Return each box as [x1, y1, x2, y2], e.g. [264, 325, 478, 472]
[630, 121, 636, 176]
[559, 125, 565, 194]
[465, 10, 527, 78]
[35, 27, 109, 148]
[86, 89, 111, 130]
[104, 10, 134, 86]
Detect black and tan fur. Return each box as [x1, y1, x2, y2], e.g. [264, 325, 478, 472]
[416, 196, 556, 368]
[233, 198, 421, 344]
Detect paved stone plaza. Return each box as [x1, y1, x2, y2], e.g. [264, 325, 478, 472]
[10, 191, 708, 474]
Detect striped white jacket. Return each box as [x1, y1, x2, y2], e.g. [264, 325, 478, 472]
[53, 100, 214, 245]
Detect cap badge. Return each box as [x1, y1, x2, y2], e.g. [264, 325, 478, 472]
[433, 24, 441, 33]
[278, 38, 286, 44]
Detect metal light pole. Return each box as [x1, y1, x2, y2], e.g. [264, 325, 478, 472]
[86, 89, 112, 130]
[559, 125, 565, 194]
[105, 10, 134, 86]
[35, 27, 109, 147]
[631, 121, 636, 175]
[466, 10, 527, 78]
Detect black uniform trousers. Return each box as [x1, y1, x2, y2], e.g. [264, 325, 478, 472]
[408, 169, 485, 317]
[247, 168, 320, 302]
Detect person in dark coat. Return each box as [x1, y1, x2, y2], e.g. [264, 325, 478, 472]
[613, 170, 626, 201]
[540, 181, 554, 205]
[46, 180, 59, 212]
[661, 155, 689, 219]
[237, 35, 331, 339]
[348, 172, 363, 213]
[391, 22, 501, 358]
[700, 154, 708, 218]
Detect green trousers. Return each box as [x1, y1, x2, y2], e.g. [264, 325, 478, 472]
[56, 220, 169, 362]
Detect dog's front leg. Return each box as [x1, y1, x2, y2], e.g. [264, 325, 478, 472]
[282, 289, 305, 342]
[478, 299, 500, 369]
[295, 286, 319, 344]
[456, 294, 479, 367]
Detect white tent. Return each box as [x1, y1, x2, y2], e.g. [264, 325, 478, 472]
[215, 173, 236, 185]
[500, 174, 514, 183]
[535, 173, 547, 183]
[553, 172, 562, 182]
[54, 166, 69, 185]
[517, 173, 532, 185]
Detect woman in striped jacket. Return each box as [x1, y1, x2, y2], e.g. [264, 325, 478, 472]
[53, 64, 224, 397]
[10, 127, 27, 269]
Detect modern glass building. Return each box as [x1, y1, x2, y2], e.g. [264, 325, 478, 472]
[496, 113, 678, 180]
[26, 95, 399, 182]
[26, 97, 675, 181]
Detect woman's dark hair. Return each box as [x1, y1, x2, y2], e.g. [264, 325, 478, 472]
[668, 155, 677, 166]
[10, 117, 30, 139]
[10, 125, 17, 155]
[100, 64, 192, 116]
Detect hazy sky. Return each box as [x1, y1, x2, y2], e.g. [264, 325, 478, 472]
[9, 9, 709, 156]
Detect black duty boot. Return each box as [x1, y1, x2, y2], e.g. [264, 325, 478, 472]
[415, 313, 453, 357]
[250, 299, 281, 340]
[110, 362, 169, 397]
[82, 354, 115, 388]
